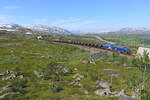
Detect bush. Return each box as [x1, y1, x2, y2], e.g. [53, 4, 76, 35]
[10, 79, 27, 93]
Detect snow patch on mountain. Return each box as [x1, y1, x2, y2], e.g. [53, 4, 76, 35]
[0, 24, 22, 29]
[30, 25, 71, 34]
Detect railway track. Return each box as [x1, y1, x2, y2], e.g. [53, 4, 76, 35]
[52, 39, 134, 58]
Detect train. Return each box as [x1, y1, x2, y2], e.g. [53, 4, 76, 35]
[52, 39, 131, 55]
[101, 44, 130, 54]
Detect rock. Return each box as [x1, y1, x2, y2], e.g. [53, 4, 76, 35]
[118, 89, 125, 96]
[104, 69, 120, 73]
[37, 36, 43, 40]
[41, 55, 51, 58]
[18, 75, 24, 79]
[62, 67, 69, 73]
[84, 90, 89, 95]
[74, 68, 78, 71]
[110, 74, 121, 78]
[73, 73, 84, 81]
[118, 95, 137, 100]
[110, 91, 120, 96]
[78, 83, 84, 88]
[71, 73, 84, 88]
[123, 63, 128, 67]
[132, 91, 138, 98]
[0, 83, 21, 99]
[90, 60, 96, 64]
[0, 92, 20, 99]
[34, 71, 44, 78]
[94, 89, 110, 96]
[96, 80, 111, 88]
[82, 60, 89, 64]
[90, 52, 105, 60]
[0, 70, 12, 76]
[2, 74, 16, 80]
[72, 81, 84, 88]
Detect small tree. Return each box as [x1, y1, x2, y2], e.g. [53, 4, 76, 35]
[132, 50, 150, 99]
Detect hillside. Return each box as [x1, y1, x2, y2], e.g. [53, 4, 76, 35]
[103, 27, 150, 35]
[0, 33, 146, 100]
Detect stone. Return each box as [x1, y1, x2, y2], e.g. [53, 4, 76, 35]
[82, 60, 89, 64]
[118, 89, 125, 96]
[18, 75, 24, 79]
[34, 71, 44, 78]
[84, 90, 89, 95]
[73, 73, 84, 81]
[90, 52, 105, 60]
[74, 68, 78, 71]
[104, 69, 120, 74]
[2, 74, 16, 80]
[118, 95, 137, 100]
[37, 36, 42, 40]
[123, 63, 128, 67]
[110, 74, 121, 78]
[0, 70, 12, 76]
[96, 80, 111, 88]
[62, 67, 69, 73]
[94, 88, 110, 96]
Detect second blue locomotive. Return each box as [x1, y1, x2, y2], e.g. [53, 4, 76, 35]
[101, 44, 130, 54]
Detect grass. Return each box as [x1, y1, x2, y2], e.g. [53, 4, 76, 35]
[0, 33, 142, 100]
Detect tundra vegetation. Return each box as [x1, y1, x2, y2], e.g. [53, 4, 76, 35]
[0, 32, 150, 100]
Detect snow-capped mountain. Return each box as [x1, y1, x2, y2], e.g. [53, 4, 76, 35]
[105, 27, 150, 35]
[119, 27, 150, 34]
[30, 25, 71, 34]
[0, 24, 22, 29]
[0, 24, 72, 34]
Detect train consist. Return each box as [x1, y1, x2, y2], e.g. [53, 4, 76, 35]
[53, 39, 131, 55]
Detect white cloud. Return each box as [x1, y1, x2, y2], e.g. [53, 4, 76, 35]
[2, 6, 20, 10]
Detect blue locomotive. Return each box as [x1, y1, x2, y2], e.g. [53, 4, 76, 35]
[101, 44, 130, 54]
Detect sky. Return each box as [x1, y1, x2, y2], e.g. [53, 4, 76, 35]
[0, 0, 150, 32]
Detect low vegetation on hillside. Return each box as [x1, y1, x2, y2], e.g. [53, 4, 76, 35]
[0, 33, 150, 100]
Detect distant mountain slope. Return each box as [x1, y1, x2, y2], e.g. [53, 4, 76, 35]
[0, 24, 72, 35]
[105, 27, 150, 35]
[0, 24, 22, 29]
[30, 25, 71, 34]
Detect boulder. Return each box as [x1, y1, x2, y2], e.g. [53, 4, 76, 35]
[84, 90, 89, 95]
[118, 95, 137, 100]
[74, 68, 78, 71]
[2, 74, 16, 80]
[18, 75, 24, 79]
[73, 73, 84, 81]
[82, 60, 89, 64]
[96, 80, 111, 88]
[62, 67, 69, 73]
[94, 88, 110, 96]
[0, 70, 12, 76]
[34, 71, 44, 78]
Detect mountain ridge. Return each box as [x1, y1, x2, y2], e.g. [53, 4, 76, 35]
[0, 24, 71, 34]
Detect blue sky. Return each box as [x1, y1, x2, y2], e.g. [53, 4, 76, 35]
[0, 0, 150, 32]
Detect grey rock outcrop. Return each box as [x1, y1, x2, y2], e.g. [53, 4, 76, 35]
[71, 73, 84, 87]
[96, 80, 111, 88]
[2, 74, 16, 80]
[118, 95, 137, 100]
[0, 70, 12, 76]
[34, 71, 44, 78]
